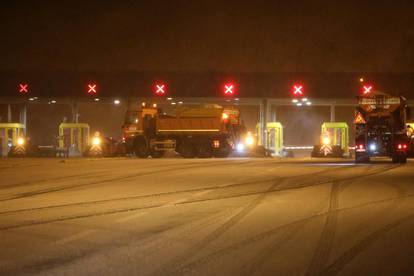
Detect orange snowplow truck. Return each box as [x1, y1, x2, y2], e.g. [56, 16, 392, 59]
[122, 103, 245, 158]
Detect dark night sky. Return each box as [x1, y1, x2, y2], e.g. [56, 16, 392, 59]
[1, 1, 414, 73]
[1, 1, 414, 144]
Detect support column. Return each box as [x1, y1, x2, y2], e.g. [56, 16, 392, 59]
[271, 106, 277, 122]
[72, 102, 79, 123]
[7, 104, 12, 123]
[20, 105, 27, 135]
[260, 99, 270, 147]
[330, 104, 336, 122]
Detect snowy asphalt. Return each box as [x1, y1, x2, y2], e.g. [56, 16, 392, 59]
[0, 157, 413, 275]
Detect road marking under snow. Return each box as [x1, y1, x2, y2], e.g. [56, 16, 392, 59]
[193, 190, 211, 197]
[116, 211, 148, 223]
[116, 190, 215, 223]
[55, 229, 96, 245]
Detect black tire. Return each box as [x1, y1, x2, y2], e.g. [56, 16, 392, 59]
[196, 142, 213, 158]
[134, 137, 149, 158]
[178, 140, 195, 158]
[332, 146, 344, 158]
[311, 145, 321, 158]
[213, 150, 230, 158]
[355, 153, 369, 163]
[392, 155, 399, 163]
[213, 139, 231, 158]
[395, 153, 407, 164]
[150, 150, 164, 158]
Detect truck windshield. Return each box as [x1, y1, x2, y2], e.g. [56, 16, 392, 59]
[124, 111, 140, 124]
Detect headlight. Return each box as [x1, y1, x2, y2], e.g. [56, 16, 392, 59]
[322, 137, 330, 145]
[369, 143, 376, 151]
[236, 143, 245, 152]
[92, 137, 101, 146]
[245, 136, 255, 146]
[17, 137, 25, 146]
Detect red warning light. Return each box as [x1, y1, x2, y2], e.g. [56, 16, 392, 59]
[223, 83, 235, 96]
[19, 83, 29, 94]
[154, 83, 166, 96]
[362, 85, 373, 95]
[292, 84, 304, 97]
[87, 83, 97, 94]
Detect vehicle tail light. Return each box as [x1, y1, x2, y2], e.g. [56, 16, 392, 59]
[397, 144, 407, 150]
[212, 140, 220, 148]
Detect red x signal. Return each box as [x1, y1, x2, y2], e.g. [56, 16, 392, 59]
[155, 83, 166, 96]
[223, 83, 235, 96]
[362, 85, 373, 95]
[19, 83, 28, 94]
[292, 84, 303, 96]
[88, 83, 97, 94]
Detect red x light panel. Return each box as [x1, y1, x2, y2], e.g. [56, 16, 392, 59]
[292, 84, 304, 97]
[362, 85, 373, 95]
[87, 83, 97, 94]
[19, 83, 29, 94]
[154, 83, 167, 96]
[223, 82, 236, 96]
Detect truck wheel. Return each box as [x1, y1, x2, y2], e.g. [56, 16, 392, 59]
[213, 149, 230, 158]
[311, 145, 321, 158]
[332, 146, 344, 158]
[134, 138, 149, 158]
[196, 142, 212, 158]
[355, 153, 369, 163]
[150, 150, 164, 158]
[395, 154, 407, 164]
[178, 140, 195, 158]
[392, 155, 399, 163]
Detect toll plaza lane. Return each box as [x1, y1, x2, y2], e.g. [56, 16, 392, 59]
[0, 158, 414, 275]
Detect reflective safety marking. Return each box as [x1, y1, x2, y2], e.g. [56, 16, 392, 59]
[285, 146, 314, 149]
[158, 129, 220, 132]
